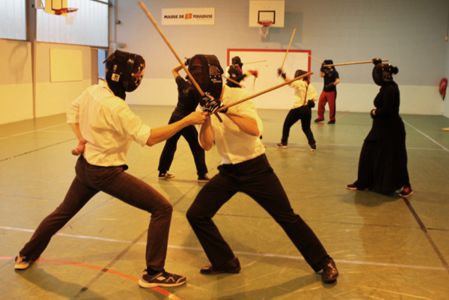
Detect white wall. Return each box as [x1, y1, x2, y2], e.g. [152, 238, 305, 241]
[0, 41, 93, 125]
[0, 40, 33, 124]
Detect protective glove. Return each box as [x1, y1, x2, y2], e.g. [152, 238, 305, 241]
[200, 95, 221, 113]
[277, 68, 286, 79]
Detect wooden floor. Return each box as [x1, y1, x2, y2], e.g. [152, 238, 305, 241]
[1, 106, 449, 299]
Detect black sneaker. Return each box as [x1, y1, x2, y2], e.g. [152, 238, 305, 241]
[314, 118, 324, 123]
[346, 183, 358, 191]
[197, 174, 210, 183]
[158, 172, 175, 180]
[320, 258, 339, 284]
[310, 144, 317, 151]
[276, 143, 287, 149]
[200, 257, 241, 275]
[138, 269, 186, 288]
[399, 186, 413, 197]
[328, 120, 336, 124]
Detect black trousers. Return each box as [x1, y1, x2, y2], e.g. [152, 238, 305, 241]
[20, 156, 172, 271]
[186, 154, 330, 272]
[158, 114, 207, 176]
[281, 106, 315, 146]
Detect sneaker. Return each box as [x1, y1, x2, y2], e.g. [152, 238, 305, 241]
[14, 255, 33, 270]
[158, 172, 175, 180]
[138, 269, 186, 288]
[320, 258, 339, 284]
[399, 186, 413, 197]
[200, 257, 241, 275]
[276, 143, 287, 149]
[197, 174, 210, 183]
[310, 144, 317, 151]
[314, 118, 324, 123]
[328, 120, 336, 124]
[346, 183, 358, 191]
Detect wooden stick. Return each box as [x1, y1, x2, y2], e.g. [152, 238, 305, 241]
[323, 59, 389, 67]
[279, 28, 297, 71]
[138, 1, 205, 97]
[218, 72, 312, 111]
[223, 75, 242, 87]
[244, 59, 267, 65]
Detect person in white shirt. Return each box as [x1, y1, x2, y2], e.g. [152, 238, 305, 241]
[186, 79, 339, 284]
[14, 50, 207, 288]
[277, 69, 317, 150]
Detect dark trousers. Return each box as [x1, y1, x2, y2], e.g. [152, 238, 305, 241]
[186, 154, 330, 272]
[281, 106, 315, 146]
[20, 156, 172, 271]
[317, 91, 337, 121]
[158, 115, 207, 176]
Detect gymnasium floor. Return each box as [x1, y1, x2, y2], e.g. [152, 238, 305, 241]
[1, 106, 449, 299]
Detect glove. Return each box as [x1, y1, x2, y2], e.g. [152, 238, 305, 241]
[200, 95, 221, 113]
[307, 100, 315, 108]
[184, 57, 191, 66]
[372, 57, 382, 65]
[277, 68, 286, 79]
[248, 69, 258, 78]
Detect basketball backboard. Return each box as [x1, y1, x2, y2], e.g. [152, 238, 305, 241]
[249, 0, 285, 28]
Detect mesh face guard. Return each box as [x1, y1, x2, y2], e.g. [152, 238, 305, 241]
[105, 50, 145, 92]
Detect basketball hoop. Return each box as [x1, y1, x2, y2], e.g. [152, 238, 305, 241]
[258, 21, 273, 40]
[53, 7, 78, 15]
[40, 0, 78, 16]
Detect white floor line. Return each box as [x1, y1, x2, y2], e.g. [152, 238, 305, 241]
[403, 119, 449, 153]
[0, 123, 67, 141]
[2, 225, 445, 272]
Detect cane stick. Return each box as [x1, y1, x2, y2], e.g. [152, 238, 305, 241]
[217, 72, 312, 112]
[244, 59, 267, 65]
[323, 59, 389, 67]
[139, 1, 223, 121]
[223, 75, 242, 87]
[279, 28, 297, 71]
[138, 1, 205, 97]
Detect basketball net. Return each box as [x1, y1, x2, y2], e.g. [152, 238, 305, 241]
[258, 21, 272, 41]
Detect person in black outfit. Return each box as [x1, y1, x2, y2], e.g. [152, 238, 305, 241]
[158, 63, 209, 182]
[315, 59, 340, 124]
[226, 56, 258, 88]
[347, 59, 412, 197]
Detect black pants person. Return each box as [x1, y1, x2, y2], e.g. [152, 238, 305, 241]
[19, 156, 172, 271]
[158, 114, 207, 177]
[186, 154, 330, 272]
[281, 106, 315, 146]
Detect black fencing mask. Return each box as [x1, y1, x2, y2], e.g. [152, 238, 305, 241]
[188, 54, 224, 100]
[105, 50, 145, 95]
[372, 63, 398, 86]
[320, 59, 335, 75]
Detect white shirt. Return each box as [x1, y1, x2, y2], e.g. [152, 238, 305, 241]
[66, 80, 151, 167]
[290, 80, 317, 108]
[211, 85, 265, 164]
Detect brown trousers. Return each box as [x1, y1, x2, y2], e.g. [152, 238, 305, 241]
[20, 155, 172, 271]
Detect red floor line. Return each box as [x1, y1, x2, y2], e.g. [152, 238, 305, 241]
[2, 256, 181, 299]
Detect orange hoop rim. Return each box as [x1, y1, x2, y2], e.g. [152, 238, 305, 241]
[258, 21, 273, 28]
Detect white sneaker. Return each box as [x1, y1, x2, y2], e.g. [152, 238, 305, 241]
[14, 255, 32, 270]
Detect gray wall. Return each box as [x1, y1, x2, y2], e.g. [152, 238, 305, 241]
[119, 0, 448, 83]
[118, 0, 449, 115]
